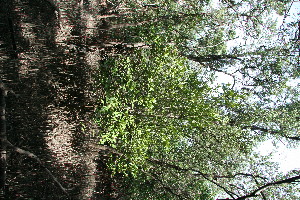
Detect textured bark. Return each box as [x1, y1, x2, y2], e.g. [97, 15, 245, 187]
[44, 0, 59, 12]
[0, 81, 68, 196]
[0, 81, 8, 189]
[4, 140, 69, 196]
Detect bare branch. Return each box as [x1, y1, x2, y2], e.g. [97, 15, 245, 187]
[4, 140, 70, 197]
[147, 158, 238, 199]
[214, 173, 267, 181]
[1, 81, 68, 196]
[243, 125, 300, 141]
[218, 174, 300, 200]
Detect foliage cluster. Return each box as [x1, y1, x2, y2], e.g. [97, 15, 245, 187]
[96, 46, 216, 173]
[95, 46, 258, 199]
[93, 0, 300, 199]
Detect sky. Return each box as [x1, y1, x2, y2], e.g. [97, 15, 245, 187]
[256, 139, 300, 172]
[260, 1, 300, 173]
[216, 1, 300, 173]
[211, 2, 299, 199]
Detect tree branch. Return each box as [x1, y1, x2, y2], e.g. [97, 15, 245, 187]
[147, 158, 237, 198]
[148, 171, 184, 199]
[4, 139, 70, 197]
[0, 81, 68, 196]
[213, 173, 267, 181]
[217, 174, 300, 200]
[242, 125, 300, 141]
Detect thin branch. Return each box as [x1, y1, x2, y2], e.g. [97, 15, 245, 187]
[242, 125, 300, 141]
[213, 173, 267, 181]
[248, 175, 300, 196]
[218, 174, 300, 200]
[1, 82, 68, 196]
[4, 140, 70, 197]
[237, 175, 300, 200]
[147, 158, 238, 199]
[148, 171, 184, 200]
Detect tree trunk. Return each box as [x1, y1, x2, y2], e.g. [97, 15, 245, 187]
[0, 81, 7, 189]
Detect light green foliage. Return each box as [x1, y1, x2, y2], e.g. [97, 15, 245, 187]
[93, 0, 299, 199]
[96, 46, 223, 175]
[95, 46, 259, 199]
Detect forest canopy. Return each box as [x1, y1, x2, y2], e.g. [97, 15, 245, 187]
[1, 0, 299, 199]
[93, 0, 300, 199]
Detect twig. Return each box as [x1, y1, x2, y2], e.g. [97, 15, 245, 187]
[4, 140, 70, 197]
[0, 81, 69, 197]
[218, 174, 300, 200]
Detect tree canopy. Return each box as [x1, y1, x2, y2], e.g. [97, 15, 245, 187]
[2, 0, 299, 199]
[92, 0, 300, 199]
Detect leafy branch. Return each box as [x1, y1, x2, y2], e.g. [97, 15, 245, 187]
[217, 174, 300, 200]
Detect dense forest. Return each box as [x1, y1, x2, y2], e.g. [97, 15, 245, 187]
[0, 0, 299, 199]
